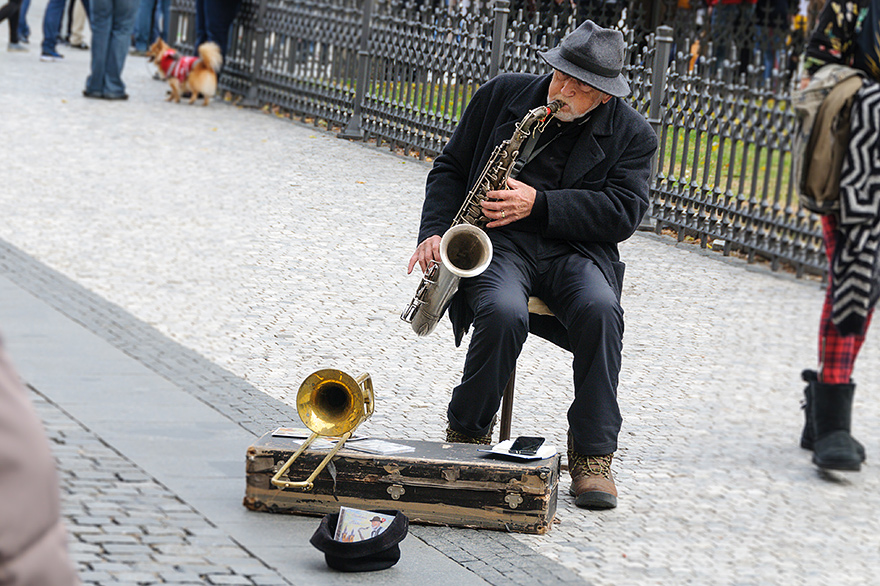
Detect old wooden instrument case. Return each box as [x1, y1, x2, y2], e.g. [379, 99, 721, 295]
[244, 433, 560, 534]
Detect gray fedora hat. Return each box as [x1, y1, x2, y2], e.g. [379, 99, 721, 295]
[538, 20, 630, 98]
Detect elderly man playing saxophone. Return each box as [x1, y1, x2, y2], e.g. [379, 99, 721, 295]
[406, 20, 656, 509]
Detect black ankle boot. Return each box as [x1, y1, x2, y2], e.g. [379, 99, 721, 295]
[800, 370, 866, 460]
[810, 378, 864, 471]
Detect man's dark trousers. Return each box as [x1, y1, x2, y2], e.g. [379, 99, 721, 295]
[446, 228, 623, 456]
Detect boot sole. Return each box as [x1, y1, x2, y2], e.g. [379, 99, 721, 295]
[569, 489, 617, 509]
[812, 454, 862, 472]
[802, 435, 867, 461]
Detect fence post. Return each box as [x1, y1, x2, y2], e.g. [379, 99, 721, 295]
[339, 0, 375, 140]
[639, 24, 673, 231]
[489, 0, 509, 79]
[242, 0, 270, 107]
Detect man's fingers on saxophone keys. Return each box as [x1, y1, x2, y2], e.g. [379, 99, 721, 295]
[481, 197, 506, 220]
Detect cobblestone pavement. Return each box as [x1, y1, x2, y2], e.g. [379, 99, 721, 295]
[32, 388, 290, 586]
[3, 12, 880, 585]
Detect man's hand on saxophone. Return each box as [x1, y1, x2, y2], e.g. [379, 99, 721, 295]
[407, 235, 442, 275]
[407, 175, 537, 275]
[482, 177, 536, 228]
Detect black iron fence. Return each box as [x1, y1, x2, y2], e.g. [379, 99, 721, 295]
[167, 0, 825, 277]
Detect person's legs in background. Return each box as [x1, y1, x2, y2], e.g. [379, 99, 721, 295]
[710, 3, 739, 75]
[194, 0, 207, 46]
[85, 0, 112, 95]
[103, 0, 138, 96]
[131, 0, 154, 53]
[203, 0, 241, 59]
[158, 0, 168, 40]
[40, 0, 67, 59]
[64, 0, 74, 42]
[1, 0, 27, 50]
[68, 0, 88, 48]
[16, 0, 29, 41]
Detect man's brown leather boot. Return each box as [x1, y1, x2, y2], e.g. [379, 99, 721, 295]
[568, 444, 617, 509]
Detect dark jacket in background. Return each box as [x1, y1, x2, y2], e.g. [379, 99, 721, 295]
[805, 0, 880, 81]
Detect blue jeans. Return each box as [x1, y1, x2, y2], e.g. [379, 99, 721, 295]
[133, 0, 170, 52]
[17, 0, 29, 40]
[40, 0, 66, 53]
[195, 0, 241, 58]
[755, 24, 784, 84]
[85, 0, 138, 97]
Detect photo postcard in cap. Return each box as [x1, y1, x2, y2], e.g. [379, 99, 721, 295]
[333, 507, 394, 543]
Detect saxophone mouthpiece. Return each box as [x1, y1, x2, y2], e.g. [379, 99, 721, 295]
[542, 100, 564, 120]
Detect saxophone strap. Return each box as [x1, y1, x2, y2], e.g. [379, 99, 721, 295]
[511, 113, 590, 179]
[510, 133, 543, 179]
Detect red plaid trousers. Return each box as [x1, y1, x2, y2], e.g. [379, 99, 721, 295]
[818, 215, 874, 383]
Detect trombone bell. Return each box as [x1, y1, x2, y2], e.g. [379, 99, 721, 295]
[271, 369, 374, 491]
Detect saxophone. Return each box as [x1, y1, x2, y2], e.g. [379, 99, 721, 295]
[401, 99, 563, 336]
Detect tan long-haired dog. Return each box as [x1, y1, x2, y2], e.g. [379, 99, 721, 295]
[147, 38, 223, 106]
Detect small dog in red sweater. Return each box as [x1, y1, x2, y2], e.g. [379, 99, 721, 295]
[147, 38, 223, 106]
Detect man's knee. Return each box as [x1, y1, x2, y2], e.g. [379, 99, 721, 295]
[568, 293, 623, 340]
[473, 293, 529, 334]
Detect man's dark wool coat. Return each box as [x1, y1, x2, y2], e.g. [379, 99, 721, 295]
[417, 72, 657, 347]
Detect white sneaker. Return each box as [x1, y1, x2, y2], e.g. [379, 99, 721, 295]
[7, 42, 28, 52]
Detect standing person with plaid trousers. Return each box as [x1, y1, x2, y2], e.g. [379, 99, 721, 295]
[798, 0, 880, 472]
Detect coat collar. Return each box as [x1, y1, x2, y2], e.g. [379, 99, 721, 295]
[499, 74, 618, 187]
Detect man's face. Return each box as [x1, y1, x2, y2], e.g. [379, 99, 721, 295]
[547, 70, 612, 122]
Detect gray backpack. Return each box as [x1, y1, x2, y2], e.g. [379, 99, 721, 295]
[791, 64, 864, 214]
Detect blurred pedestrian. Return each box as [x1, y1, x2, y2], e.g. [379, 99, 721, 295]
[797, 0, 880, 472]
[131, 0, 170, 56]
[707, 0, 757, 76]
[0, 0, 27, 51]
[784, 12, 808, 87]
[753, 0, 790, 85]
[194, 0, 241, 61]
[66, 0, 90, 50]
[39, 0, 66, 60]
[15, 0, 28, 42]
[0, 336, 79, 585]
[83, 0, 138, 99]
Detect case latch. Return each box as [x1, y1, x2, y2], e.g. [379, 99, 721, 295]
[504, 492, 523, 509]
[387, 484, 406, 500]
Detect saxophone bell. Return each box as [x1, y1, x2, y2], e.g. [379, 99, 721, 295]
[440, 224, 493, 278]
[402, 224, 493, 336]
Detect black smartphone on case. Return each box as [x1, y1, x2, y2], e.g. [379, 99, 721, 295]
[509, 436, 545, 455]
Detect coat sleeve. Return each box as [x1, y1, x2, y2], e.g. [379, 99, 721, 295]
[418, 86, 493, 243]
[543, 120, 656, 244]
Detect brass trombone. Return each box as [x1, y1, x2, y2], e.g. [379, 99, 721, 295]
[271, 369, 374, 491]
